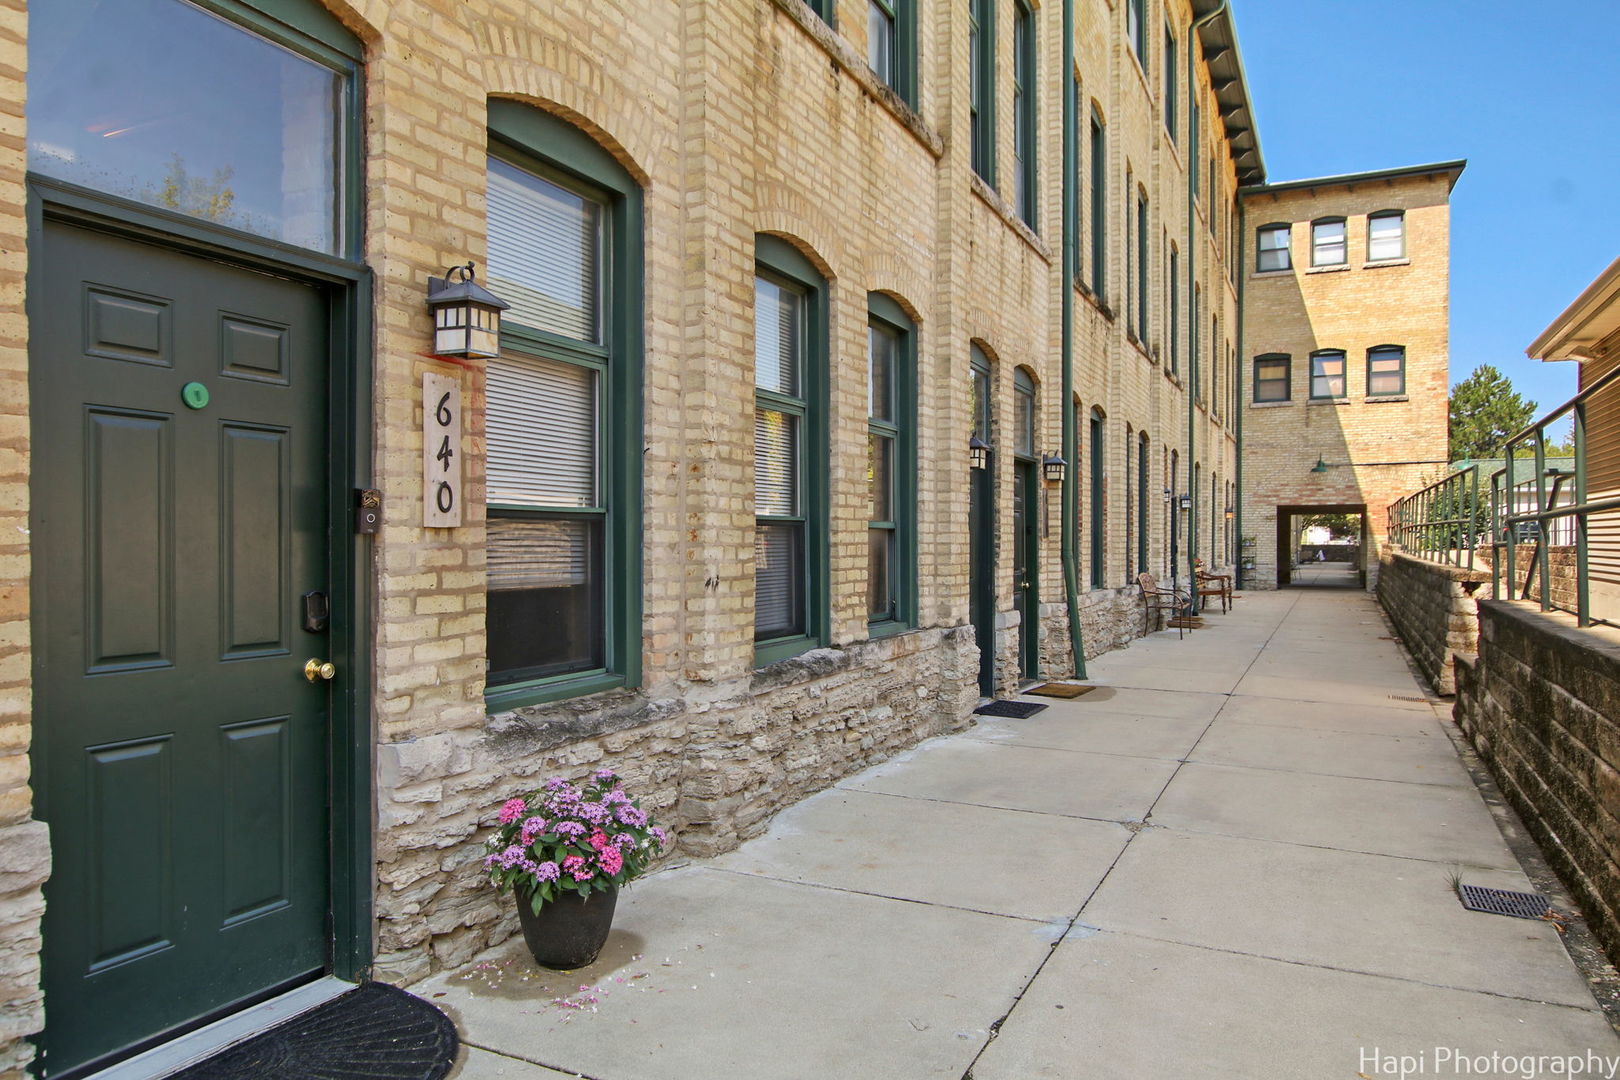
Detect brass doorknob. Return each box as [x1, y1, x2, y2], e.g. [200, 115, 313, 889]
[304, 658, 337, 683]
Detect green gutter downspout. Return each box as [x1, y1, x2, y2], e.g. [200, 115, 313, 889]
[1235, 197, 1246, 589]
[1061, 0, 1086, 678]
[1186, 0, 1226, 613]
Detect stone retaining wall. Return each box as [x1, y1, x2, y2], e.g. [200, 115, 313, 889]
[373, 626, 979, 982]
[1479, 546, 1580, 614]
[1454, 602, 1620, 967]
[1377, 549, 1488, 695]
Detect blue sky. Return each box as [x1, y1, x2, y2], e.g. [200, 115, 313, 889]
[1233, 0, 1620, 417]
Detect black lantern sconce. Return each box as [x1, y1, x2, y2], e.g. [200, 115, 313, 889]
[969, 436, 990, 471]
[1177, 494, 1193, 512]
[426, 262, 510, 359]
[1225, 503, 1235, 522]
[1042, 451, 1067, 484]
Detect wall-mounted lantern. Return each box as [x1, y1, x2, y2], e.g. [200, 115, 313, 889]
[1042, 451, 1067, 484]
[1177, 494, 1193, 512]
[969, 436, 990, 471]
[1163, 487, 1173, 504]
[1310, 455, 1330, 474]
[426, 262, 509, 359]
[1225, 503, 1235, 522]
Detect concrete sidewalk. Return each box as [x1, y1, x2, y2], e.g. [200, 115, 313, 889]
[427, 589, 1620, 1080]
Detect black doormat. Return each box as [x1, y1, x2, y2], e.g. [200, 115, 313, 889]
[168, 983, 458, 1080]
[974, 700, 1048, 718]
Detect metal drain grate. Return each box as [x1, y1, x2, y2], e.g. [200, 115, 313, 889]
[1458, 884, 1551, 920]
[974, 700, 1049, 719]
[1388, 694, 1427, 703]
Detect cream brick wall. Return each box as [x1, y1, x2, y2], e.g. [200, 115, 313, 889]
[0, 0, 1262, 1064]
[1239, 172, 1454, 591]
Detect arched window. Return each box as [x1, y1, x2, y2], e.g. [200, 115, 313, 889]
[1367, 345, 1406, 397]
[1311, 217, 1347, 267]
[867, 294, 917, 630]
[1368, 210, 1405, 262]
[483, 103, 644, 705]
[1089, 407, 1106, 588]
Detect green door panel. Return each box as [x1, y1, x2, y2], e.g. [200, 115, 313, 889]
[32, 221, 332, 1077]
[1012, 460, 1039, 678]
[968, 460, 996, 695]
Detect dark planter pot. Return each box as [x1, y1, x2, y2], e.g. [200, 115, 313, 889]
[514, 885, 618, 970]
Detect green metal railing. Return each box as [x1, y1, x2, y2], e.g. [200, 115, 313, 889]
[1388, 361, 1620, 628]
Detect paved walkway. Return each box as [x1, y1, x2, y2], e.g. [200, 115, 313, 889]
[429, 589, 1619, 1080]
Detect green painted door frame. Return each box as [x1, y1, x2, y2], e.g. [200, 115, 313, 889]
[1013, 459, 1040, 678]
[26, 176, 374, 1070]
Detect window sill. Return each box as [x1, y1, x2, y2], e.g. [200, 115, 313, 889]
[1249, 268, 1293, 280]
[1250, 399, 1291, 409]
[765, 0, 944, 160]
[1363, 258, 1410, 269]
[867, 618, 916, 640]
[1163, 370, 1183, 389]
[971, 174, 1051, 263]
[486, 669, 625, 712]
[1366, 394, 1409, 403]
[1308, 397, 1352, 406]
[1306, 263, 1350, 274]
[754, 633, 823, 668]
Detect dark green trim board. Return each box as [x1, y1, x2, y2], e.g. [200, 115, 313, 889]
[753, 234, 830, 667]
[1012, 0, 1037, 227]
[1164, 25, 1177, 140]
[1089, 110, 1106, 300]
[483, 103, 645, 711]
[866, 292, 917, 636]
[1089, 410, 1105, 589]
[970, 0, 996, 185]
[1059, 0, 1086, 678]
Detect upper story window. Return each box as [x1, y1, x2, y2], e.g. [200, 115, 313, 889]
[1135, 190, 1150, 339]
[1311, 218, 1347, 267]
[1089, 110, 1107, 298]
[483, 102, 644, 706]
[970, 0, 996, 185]
[867, 296, 916, 630]
[805, 0, 834, 24]
[1253, 354, 1291, 403]
[1367, 345, 1406, 396]
[1310, 350, 1347, 399]
[1128, 0, 1147, 68]
[28, 0, 355, 255]
[1368, 210, 1406, 261]
[1256, 223, 1291, 272]
[1013, 0, 1037, 227]
[868, 0, 916, 105]
[1014, 370, 1037, 457]
[754, 237, 828, 664]
[1164, 27, 1177, 138]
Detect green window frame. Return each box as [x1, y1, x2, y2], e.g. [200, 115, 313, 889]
[1089, 408, 1106, 588]
[868, 0, 917, 106]
[1163, 25, 1176, 139]
[867, 295, 917, 634]
[805, 0, 835, 25]
[1309, 349, 1347, 399]
[1013, 0, 1037, 227]
[1256, 223, 1291, 272]
[1253, 353, 1290, 403]
[1089, 109, 1106, 298]
[1067, 72, 1081, 285]
[1368, 210, 1405, 261]
[1190, 284, 1199, 388]
[1190, 101, 1199, 200]
[1136, 190, 1149, 340]
[1137, 432, 1150, 576]
[754, 235, 830, 666]
[1367, 345, 1406, 397]
[1168, 245, 1179, 372]
[970, 0, 997, 185]
[483, 101, 644, 711]
[1311, 217, 1347, 267]
[1127, 0, 1146, 67]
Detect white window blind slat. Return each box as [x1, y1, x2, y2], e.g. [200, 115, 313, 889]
[487, 517, 593, 590]
[754, 277, 800, 394]
[755, 408, 798, 517]
[487, 352, 597, 508]
[755, 523, 801, 638]
[486, 157, 601, 342]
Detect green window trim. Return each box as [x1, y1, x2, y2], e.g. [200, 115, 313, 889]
[970, 0, 997, 185]
[483, 101, 645, 714]
[1013, 0, 1037, 228]
[1308, 349, 1347, 400]
[1136, 190, 1149, 339]
[1089, 408, 1106, 588]
[1089, 109, 1106, 299]
[1256, 222, 1291, 272]
[1066, 72, 1080, 285]
[754, 234, 830, 668]
[1311, 216, 1348, 267]
[1168, 245, 1179, 373]
[1163, 25, 1177, 140]
[805, 0, 836, 26]
[1137, 433, 1149, 576]
[868, 0, 918, 106]
[1367, 209, 1406, 261]
[1366, 344, 1407, 397]
[866, 293, 917, 634]
[1253, 353, 1290, 403]
[1127, 0, 1147, 67]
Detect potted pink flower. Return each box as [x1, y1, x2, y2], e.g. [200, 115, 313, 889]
[483, 769, 668, 969]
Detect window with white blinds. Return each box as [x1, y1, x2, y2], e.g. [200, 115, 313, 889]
[486, 155, 602, 342]
[486, 351, 597, 508]
[755, 268, 810, 645]
[1368, 211, 1405, 261]
[867, 316, 907, 625]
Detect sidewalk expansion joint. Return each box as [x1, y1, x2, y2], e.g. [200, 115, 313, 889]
[464, 1041, 608, 1080]
[702, 865, 1058, 926]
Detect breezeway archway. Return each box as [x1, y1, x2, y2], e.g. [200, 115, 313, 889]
[1275, 503, 1369, 589]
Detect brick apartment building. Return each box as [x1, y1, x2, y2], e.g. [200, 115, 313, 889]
[0, 0, 1453, 1074]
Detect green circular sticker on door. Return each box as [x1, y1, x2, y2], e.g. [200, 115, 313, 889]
[181, 382, 210, 410]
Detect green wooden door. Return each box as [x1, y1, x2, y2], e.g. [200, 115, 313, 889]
[968, 458, 996, 695]
[32, 221, 333, 1076]
[1012, 460, 1039, 678]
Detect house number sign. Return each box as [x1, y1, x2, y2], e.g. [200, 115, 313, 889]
[422, 371, 462, 528]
